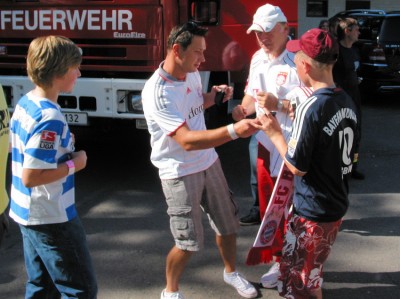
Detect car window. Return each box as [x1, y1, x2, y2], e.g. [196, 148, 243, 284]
[379, 17, 400, 42]
[357, 16, 383, 40]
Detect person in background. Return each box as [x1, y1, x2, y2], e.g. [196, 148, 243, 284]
[0, 84, 10, 247]
[9, 36, 97, 299]
[231, 3, 308, 288]
[332, 17, 365, 179]
[328, 17, 340, 38]
[318, 19, 329, 31]
[141, 22, 259, 299]
[256, 28, 358, 299]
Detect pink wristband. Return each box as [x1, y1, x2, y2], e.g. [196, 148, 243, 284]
[66, 160, 75, 175]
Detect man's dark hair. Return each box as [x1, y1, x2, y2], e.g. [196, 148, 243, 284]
[167, 22, 208, 50]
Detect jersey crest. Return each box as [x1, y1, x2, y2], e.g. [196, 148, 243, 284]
[276, 72, 288, 86]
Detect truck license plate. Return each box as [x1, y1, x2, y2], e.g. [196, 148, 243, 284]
[64, 112, 88, 126]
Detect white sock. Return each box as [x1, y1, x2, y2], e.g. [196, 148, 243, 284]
[224, 269, 236, 276]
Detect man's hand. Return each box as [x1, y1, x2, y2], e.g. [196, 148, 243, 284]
[71, 150, 87, 172]
[233, 118, 260, 138]
[256, 91, 278, 111]
[254, 107, 282, 139]
[211, 85, 233, 104]
[232, 104, 247, 121]
[254, 107, 291, 170]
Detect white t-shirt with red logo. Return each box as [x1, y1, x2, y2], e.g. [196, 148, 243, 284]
[245, 49, 311, 176]
[142, 63, 218, 180]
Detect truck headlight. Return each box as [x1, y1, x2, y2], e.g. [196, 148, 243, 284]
[127, 91, 143, 113]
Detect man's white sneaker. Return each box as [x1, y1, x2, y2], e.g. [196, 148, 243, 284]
[260, 262, 280, 288]
[160, 289, 185, 299]
[223, 270, 257, 298]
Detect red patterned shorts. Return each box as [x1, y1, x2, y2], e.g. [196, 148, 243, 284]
[278, 213, 342, 299]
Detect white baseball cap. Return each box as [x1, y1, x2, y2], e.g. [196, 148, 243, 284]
[247, 4, 287, 34]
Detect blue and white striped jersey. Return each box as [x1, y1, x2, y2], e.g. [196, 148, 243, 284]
[9, 91, 76, 225]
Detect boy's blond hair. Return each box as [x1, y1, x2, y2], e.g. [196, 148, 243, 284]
[27, 36, 82, 88]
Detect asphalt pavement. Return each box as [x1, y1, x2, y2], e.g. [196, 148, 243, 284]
[1, 98, 400, 299]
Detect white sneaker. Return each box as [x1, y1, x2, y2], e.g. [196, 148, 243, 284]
[223, 270, 257, 298]
[260, 262, 280, 288]
[160, 289, 185, 299]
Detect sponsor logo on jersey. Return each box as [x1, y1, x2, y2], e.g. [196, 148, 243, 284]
[41, 130, 56, 142]
[40, 130, 56, 150]
[188, 104, 204, 120]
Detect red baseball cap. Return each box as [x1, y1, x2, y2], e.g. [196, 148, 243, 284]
[286, 28, 339, 64]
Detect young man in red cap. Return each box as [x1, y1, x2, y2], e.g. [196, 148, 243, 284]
[255, 28, 359, 298]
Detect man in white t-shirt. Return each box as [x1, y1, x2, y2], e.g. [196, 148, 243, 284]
[142, 22, 259, 299]
[231, 4, 311, 289]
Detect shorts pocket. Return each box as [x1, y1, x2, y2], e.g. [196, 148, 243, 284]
[171, 218, 193, 241]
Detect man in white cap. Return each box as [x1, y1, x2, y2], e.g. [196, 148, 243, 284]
[232, 3, 310, 288]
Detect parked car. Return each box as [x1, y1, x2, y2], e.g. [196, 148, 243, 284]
[329, 10, 400, 102]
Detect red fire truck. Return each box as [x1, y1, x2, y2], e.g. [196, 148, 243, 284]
[0, 0, 297, 129]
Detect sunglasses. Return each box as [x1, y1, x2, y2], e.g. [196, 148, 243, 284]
[171, 21, 201, 45]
